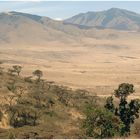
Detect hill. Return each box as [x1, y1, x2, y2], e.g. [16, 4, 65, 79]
[0, 64, 140, 138]
[0, 10, 139, 47]
[64, 8, 140, 31]
[0, 64, 103, 138]
[0, 11, 77, 45]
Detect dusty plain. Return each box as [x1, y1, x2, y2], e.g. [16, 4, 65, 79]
[1, 29, 140, 98]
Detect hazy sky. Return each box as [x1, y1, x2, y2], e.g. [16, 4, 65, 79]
[0, 1, 140, 20]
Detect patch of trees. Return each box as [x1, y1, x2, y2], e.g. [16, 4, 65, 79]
[83, 83, 140, 138]
[0, 65, 45, 128]
[1, 64, 140, 138]
[9, 105, 41, 127]
[105, 83, 140, 136]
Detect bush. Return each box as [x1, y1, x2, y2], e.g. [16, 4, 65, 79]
[82, 105, 124, 138]
[9, 105, 41, 127]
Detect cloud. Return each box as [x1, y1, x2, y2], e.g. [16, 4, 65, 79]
[54, 18, 63, 21]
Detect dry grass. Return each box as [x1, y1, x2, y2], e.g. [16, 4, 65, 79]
[1, 29, 140, 97]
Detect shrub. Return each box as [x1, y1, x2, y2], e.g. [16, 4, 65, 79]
[82, 105, 124, 138]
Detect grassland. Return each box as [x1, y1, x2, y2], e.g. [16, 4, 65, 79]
[1, 29, 140, 98]
[0, 65, 140, 138]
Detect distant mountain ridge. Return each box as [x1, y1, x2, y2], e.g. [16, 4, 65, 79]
[64, 8, 140, 31]
[0, 9, 140, 46]
[0, 10, 126, 46]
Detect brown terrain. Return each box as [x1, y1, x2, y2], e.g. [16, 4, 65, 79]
[1, 11, 140, 98]
[0, 9, 140, 139]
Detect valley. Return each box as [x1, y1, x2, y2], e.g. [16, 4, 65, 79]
[1, 6, 140, 138]
[1, 31, 140, 96]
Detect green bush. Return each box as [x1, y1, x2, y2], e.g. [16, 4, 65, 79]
[82, 105, 124, 138]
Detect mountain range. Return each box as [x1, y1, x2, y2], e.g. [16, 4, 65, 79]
[64, 8, 140, 31]
[0, 8, 140, 46]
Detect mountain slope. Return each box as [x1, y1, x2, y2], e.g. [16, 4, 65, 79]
[0, 11, 81, 45]
[64, 8, 140, 31]
[0, 10, 132, 46]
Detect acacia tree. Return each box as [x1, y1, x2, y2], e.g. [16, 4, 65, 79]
[105, 83, 140, 136]
[32, 70, 43, 82]
[13, 65, 22, 76]
[114, 83, 134, 100]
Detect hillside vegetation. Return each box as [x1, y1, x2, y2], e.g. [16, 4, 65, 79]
[0, 63, 102, 138]
[0, 62, 140, 138]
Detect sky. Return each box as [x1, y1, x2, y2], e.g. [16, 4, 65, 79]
[0, 1, 140, 20]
